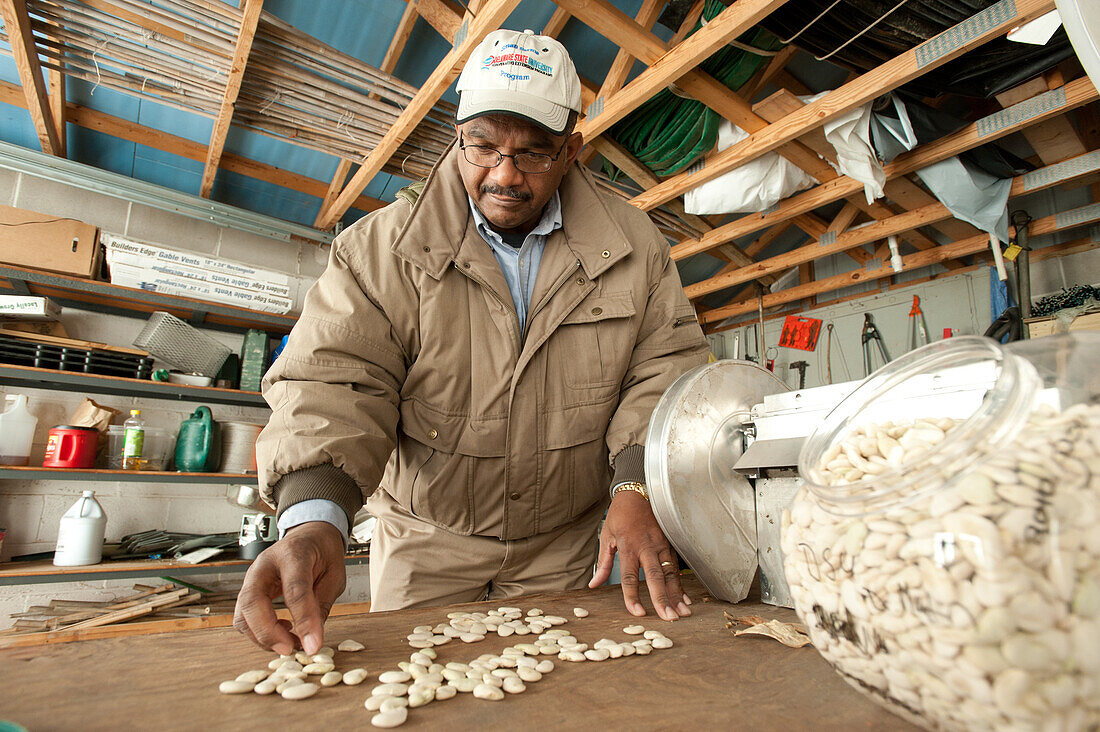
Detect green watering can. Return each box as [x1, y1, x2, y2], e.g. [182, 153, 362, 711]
[175, 406, 221, 473]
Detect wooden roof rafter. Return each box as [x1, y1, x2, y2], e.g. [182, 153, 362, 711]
[672, 74, 1099, 263]
[700, 197, 1100, 326]
[314, 0, 523, 230]
[633, 0, 1060, 212]
[1, 0, 61, 155]
[199, 0, 263, 198]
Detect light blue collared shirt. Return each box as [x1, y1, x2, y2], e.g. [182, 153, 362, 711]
[279, 194, 563, 542]
[468, 191, 562, 335]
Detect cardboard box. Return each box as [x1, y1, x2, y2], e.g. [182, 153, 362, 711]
[1027, 310, 1100, 338]
[0, 204, 101, 278]
[101, 233, 291, 294]
[105, 247, 293, 298]
[0, 295, 62, 320]
[108, 262, 293, 314]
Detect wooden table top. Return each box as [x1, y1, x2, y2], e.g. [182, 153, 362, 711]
[0, 576, 919, 730]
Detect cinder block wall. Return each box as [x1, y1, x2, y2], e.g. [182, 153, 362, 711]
[0, 169, 375, 621]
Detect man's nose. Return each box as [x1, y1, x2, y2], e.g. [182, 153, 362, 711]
[487, 155, 526, 188]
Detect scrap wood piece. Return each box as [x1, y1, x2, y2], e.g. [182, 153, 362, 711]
[731, 618, 813, 648]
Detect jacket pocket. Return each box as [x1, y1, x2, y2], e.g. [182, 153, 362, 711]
[555, 291, 636, 396]
[408, 443, 478, 535]
[538, 395, 614, 531]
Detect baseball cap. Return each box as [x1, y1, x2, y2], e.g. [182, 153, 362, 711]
[456, 28, 582, 136]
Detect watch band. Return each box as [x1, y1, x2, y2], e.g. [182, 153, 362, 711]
[611, 481, 649, 501]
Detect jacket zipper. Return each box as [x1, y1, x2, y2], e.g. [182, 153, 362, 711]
[523, 259, 582, 343]
[453, 262, 522, 352]
[673, 315, 697, 328]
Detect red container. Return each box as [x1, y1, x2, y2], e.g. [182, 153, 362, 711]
[43, 426, 99, 469]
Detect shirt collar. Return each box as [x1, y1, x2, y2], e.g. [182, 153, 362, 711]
[468, 191, 563, 246]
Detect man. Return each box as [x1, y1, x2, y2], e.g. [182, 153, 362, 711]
[234, 28, 709, 656]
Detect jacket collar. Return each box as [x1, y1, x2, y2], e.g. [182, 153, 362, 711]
[391, 141, 633, 280]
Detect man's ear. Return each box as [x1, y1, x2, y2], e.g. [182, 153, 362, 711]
[565, 131, 584, 164]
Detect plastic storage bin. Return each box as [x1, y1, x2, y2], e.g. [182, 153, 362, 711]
[105, 426, 174, 470]
[782, 334, 1099, 731]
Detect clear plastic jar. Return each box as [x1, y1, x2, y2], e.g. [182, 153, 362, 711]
[781, 334, 1099, 731]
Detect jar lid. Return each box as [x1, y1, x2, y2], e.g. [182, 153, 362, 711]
[50, 425, 99, 431]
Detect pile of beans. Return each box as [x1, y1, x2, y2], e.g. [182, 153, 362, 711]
[782, 403, 1100, 730]
[218, 605, 674, 728]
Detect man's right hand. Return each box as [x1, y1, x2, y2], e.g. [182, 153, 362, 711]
[233, 521, 347, 656]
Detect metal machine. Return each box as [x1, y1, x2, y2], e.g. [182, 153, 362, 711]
[239, 513, 278, 559]
[644, 356, 998, 608]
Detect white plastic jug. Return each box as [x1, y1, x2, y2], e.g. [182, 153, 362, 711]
[53, 490, 107, 566]
[0, 394, 38, 465]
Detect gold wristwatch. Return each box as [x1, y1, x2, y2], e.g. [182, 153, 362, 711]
[611, 481, 649, 501]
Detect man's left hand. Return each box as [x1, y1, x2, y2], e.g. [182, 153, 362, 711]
[589, 491, 692, 621]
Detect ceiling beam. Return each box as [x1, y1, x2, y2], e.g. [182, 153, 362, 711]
[382, 1, 421, 77]
[315, 0, 522, 230]
[561, 0, 790, 141]
[415, 0, 464, 42]
[633, 0, 1058, 212]
[686, 148, 1100, 301]
[577, 0, 664, 167]
[0, 0, 61, 156]
[699, 202, 1099, 325]
[995, 73, 1088, 166]
[0, 79, 386, 213]
[47, 44, 65, 157]
[587, 135, 765, 273]
[199, 0, 263, 198]
[670, 74, 1099, 261]
[310, 0, 419, 227]
[542, 6, 571, 37]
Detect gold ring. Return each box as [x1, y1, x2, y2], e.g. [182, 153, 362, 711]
[660, 561, 673, 567]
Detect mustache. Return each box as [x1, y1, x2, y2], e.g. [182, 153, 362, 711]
[481, 184, 532, 202]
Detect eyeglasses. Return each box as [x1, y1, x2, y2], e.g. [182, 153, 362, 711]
[459, 133, 567, 174]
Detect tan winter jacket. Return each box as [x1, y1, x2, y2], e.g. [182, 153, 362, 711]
[257, 144, 708, 541]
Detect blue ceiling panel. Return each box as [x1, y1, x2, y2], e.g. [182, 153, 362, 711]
[3, 0, 683, 235]
[0, 52, 18, 85]
[131, 143, 203, 194]
[226, 124, 337, 182]
[135, 98, 212, 146]
[66, 125, 138, 178]
[0, 100, 40, 152]
[216, 166, 327, 224]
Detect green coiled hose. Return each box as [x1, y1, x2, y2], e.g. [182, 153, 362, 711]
[605, 0, 784, 179]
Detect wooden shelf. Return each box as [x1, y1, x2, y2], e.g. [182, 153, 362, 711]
[0, 263, 297, 335]
[0, 363, 268, 407]
[0, 553, 369, 586]
[0, 466, 258, 483]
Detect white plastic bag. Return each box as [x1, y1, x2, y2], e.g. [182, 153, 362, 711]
[683, 120, 817, 215]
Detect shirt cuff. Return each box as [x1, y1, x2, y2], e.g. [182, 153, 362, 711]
[276, 498, 350, 547]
